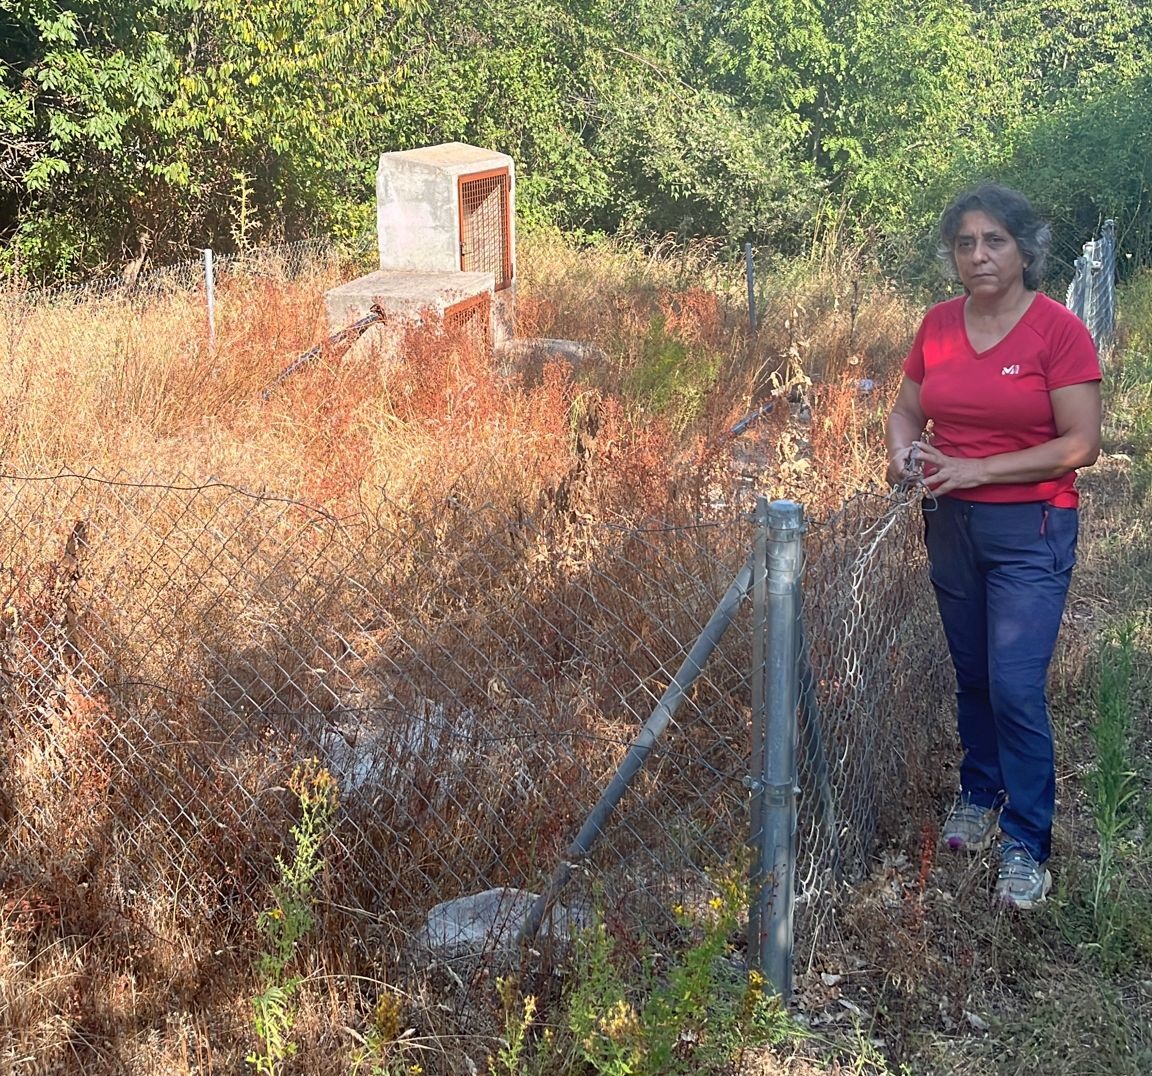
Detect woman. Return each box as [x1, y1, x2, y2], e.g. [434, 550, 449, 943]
[885, 184, 1102, 909]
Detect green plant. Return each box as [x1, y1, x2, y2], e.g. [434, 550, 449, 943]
[625, 315, 721, 435]
[247, 759, 339, 1074]
[644, 878, 796, 1073]
[561, 871, 800, 1075]
[565, 919, 646, 1075]
[1117, 270, 1152, 358]
[231, 171, 262, 255]
[1108, 355, 1152, 445]
[1056, 619, 1152, 972]
[489, 976, 539, 1076]
[1086, 622, 1145, 960]
[346, 990, 429, 1076]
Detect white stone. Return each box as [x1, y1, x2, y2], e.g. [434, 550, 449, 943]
[421, 887, 588, 956]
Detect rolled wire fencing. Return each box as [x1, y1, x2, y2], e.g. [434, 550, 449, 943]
[0, 464, 949, 1048]
[1066, 219, 1117, 351]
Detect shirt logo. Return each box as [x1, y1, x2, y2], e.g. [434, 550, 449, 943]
[1001, 364, 1020, 376]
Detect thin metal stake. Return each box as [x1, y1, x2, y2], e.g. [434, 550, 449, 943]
[203, 248, 216, 354]
[745, 242, 757, 334]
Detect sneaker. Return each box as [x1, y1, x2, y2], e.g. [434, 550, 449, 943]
[995, 840, 1052, 910]
[941, 797, 1000, 852]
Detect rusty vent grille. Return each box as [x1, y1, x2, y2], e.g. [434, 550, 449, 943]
[459, 169, 512, 291]
[444, 292, 492, 345]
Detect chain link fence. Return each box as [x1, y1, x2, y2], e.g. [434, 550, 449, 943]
[0, 236, 377, 371]
[0, 467, 949, 1027]
[12, 236, 376, 307]
[1066, 219, 1117, 351]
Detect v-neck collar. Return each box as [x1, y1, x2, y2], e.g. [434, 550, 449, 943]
[962, 292, 1037, 358]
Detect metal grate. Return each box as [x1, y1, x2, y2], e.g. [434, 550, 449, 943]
[458, 169, 512, 291]
[444, 292, 492, 345]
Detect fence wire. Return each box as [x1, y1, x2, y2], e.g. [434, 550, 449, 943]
[0, 468, 947, 1020]
[13, 236, 375, 307]
[1066, 219, 1117, 351]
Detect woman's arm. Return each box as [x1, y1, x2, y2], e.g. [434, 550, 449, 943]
[884, 376, 928, 485]
[913, 381, 1102, 496]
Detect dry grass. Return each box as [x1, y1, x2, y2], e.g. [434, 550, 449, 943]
[0, 235, 921, 1074]
[3, 232, 1144, 1075]
[1, 232, 911, 521]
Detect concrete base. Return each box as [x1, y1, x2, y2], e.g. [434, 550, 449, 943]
[324, 269, 503, 369]
[324, 269, 495, 334]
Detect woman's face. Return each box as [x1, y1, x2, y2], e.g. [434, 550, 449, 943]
[952, 210, 1028, 300]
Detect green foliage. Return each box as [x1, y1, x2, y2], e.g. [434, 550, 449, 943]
[489, 976, 539, 1076]
[625, 316, 721, 435]
[0, 0, 421, 276]
[1103, 275, 1152, 470]
[1089, 625, 1140, 895]
[5, 0, 1152, 278]
[591, 81, 819, 245]
[381, 0, 609, 234]
[247, 760, 339, 1074]
[819, 1, 1009, 236]
[1118, 270, 1152, 359]
[347, 990, 426, 1075]
[559, 875, 799, 1075]
[989, 76, 1152, 274]
[1055, 621, 1152, 974]
[565, 921, 644, 1074]
[913, 4, 1152, 277]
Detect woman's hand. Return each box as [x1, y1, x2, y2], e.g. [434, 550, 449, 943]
[886, 445, 918, 486]
[913, 441, 988, 495]
[885, 376, 928, 487]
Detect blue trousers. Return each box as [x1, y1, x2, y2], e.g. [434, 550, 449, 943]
[923, 497, 1078, 863]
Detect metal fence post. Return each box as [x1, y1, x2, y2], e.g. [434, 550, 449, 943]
[1082, 239, 1098, 345]
[1099, 219, 1116, 351]
[1065, 222, 1117, 353]
[744, 242, 757, 334]
[203, 248, 216, 353]
[748, 498, 803, 999]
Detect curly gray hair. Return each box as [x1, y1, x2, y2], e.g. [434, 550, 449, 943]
[937, 183, 1052, 291]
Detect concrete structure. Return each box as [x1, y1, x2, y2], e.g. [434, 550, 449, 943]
[323, 142, 517, 350]
[324, 269, 494, 331]
[324, 269, 495, 367]
[376, 142, 516, 286]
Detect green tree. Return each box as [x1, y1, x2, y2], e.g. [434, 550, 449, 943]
[380, 0, 609, 232]
[991, 75, 1152, 275]
[918, 1, 1152, 276]
[387, 0, 819, 244]
[0, 0, 420, 277]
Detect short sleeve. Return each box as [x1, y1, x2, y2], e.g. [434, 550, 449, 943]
[1046, 307, 1102, 389]
[903, 316, 929, 384]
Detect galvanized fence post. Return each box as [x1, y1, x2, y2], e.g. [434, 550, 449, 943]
[748, 498, 804, 998]
[1098, 219, 1117, 351]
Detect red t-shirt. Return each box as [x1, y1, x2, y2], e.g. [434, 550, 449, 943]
[903, 292, 1101, 507]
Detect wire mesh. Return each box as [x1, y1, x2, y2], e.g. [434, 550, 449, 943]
[793, 492, 952, 947]
[0, 465, 949, 1014]
[0, 473, 749, 977]
[459, 171, 512, 290]
[2, 235, 375, 324]
[1066, 219, 1117, 351]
